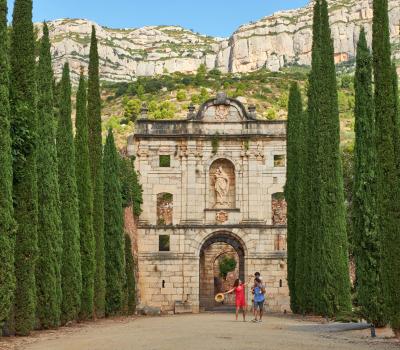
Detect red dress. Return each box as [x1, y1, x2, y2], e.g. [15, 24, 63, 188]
[234, 284, 246, 307]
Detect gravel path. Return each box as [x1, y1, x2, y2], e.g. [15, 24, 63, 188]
[0, 313, 398, 350]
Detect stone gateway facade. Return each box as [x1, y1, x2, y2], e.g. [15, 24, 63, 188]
[127, 93, 289, 313]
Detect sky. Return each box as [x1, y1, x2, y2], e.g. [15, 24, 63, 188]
[6, 0, 309, 37]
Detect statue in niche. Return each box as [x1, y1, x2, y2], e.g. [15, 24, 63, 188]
[214, 166, 230, 207]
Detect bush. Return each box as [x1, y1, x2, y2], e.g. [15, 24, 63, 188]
[123, 99, 141, 122]
[265, 107, 277, 120]
[176, 90, 187, 102]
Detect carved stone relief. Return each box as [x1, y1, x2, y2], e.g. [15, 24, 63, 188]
[272, 193, 287, 225]
[209, 159, 235, 209]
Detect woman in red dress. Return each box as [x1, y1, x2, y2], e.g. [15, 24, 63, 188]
[224, 278, 249, 321]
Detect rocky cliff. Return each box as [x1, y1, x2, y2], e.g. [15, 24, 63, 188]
[40, 0, 400, 82]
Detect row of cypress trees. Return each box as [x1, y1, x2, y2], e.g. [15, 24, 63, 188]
[287, 0, 351, 318]
[0, 0, 141, 336]
[287, 0, 400, 336]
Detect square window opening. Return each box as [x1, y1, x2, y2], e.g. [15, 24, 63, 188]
[274, 155, 285, 167]
[159, 155, 171, 168]
[159, 235, 170, 252]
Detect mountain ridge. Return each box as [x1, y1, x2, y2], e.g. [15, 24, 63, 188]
[38, 0, 400, 82]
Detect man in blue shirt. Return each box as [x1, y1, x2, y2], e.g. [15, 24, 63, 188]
[252, 278, 266, 322]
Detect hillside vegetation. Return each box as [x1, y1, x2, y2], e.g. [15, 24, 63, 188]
[99, 65, 358, 149]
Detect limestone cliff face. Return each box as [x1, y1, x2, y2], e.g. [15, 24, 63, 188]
[40, 0, 400, 82]
[229, 0, 400, 73]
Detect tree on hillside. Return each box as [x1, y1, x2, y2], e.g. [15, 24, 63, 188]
[285, 82, 303, 314]
[0, 0, 15, 327]
[75, 70, 95, 320]
[373, 0, 400, 337]
[57, 63, 82, 324]
[35, 22, 63, 329]
[352, 28, 386, 327]
[304, 0, 351, 316]
[104, 129, 126, 316]
[87, 26, 106, 318]
[10, 0, 38, 336]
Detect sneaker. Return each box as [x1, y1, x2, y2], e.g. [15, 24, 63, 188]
[251, 319, 258, 322]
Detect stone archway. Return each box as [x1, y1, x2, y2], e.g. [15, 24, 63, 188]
[199, 232, 245, 310]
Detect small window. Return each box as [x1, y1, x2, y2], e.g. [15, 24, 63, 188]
[159, 235, 170, 252]
[159, 155, 171, 167]
[274, 155, 285, 167]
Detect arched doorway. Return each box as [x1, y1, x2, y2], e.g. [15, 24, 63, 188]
[199, 232, 245, 310]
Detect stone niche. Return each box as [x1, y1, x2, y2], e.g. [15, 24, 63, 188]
[272, 192, 287, 225]
[209, 159, 236, 209]
[157, 193, 173, 225]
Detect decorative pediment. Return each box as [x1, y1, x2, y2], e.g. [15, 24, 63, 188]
[191, 92, 257, 122]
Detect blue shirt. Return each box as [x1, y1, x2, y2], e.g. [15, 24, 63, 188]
[254, 286, 265, 302]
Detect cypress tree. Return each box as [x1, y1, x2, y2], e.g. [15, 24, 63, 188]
[301, 0, 322, 314]
[0, 0, 15, 327]
[293, 106, 308, 315]
[75, 71, 95, 320]
[10, 0, 38, 336]
[285, 82, 303, 313]
[104, 129, 126, 316]
[306, 0, 351, 316]
[353, 28, 386, 327]
[57, 63, 82, 324]
[119, 156, 143, 217]
[87, 25, 106, 318]
[35, 22, 63, 329]
[373, 0, 400, 336]
[124, 234, 136, 315]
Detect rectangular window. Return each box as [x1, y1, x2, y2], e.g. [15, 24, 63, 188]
[159, 155, 171, 168]
[274, 155, 285, 167]
[159, 235, 170, 252]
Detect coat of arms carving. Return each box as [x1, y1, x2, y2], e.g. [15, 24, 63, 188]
[216, 211, 228, 223]
[215, 105, 229, 121]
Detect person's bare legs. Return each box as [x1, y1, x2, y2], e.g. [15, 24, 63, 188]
[259, 306, 263, 321]
[235, 307, 239, 321]
[242, 307, 246, 322]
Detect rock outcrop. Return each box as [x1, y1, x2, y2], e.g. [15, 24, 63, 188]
[39, 0, 400, 82]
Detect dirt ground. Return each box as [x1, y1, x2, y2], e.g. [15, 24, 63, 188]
[0, 313, 398, 350]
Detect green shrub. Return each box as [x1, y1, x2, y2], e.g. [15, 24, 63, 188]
[176, 90, 187, 102]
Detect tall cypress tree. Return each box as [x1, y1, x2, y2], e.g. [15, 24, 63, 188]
[10, 0, 38, 336]
[87, 25, 106, 318]
[35, 22, 63, 329]
[285, 82, 303, 313]
[57, 63, 82, 324]
[104, 129, 126, 316]
[75, 71, 95, 320]
[373, 0, 400, 336]
[353, 28, 386, 327]
[301, 0, 322, 315]
[124, 234, 136, 315]
[0, 0, 15, 327]
[306, 0, 351, 316]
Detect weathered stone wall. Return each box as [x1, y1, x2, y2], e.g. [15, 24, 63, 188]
[124, 206, 140, 302]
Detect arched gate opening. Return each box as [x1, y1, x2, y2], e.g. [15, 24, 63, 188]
[199, 232, 245, 310]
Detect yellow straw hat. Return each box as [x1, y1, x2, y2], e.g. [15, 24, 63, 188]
[215, 293, 225, 303]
